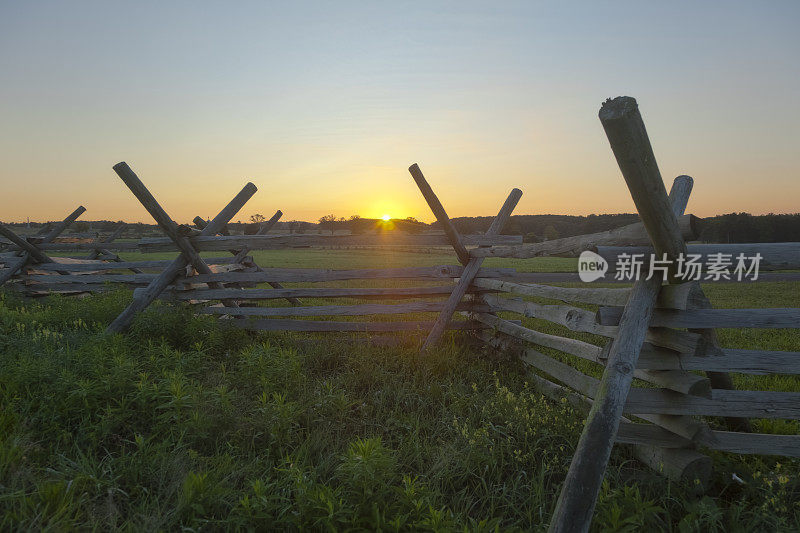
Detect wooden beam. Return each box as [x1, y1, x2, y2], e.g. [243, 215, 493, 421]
[422, 188, 522, 352]
[135, 233, 521, 253]
[86, 224, 126, 259]
[472, 312, 603, 361]
[408, 163, 471, 264]
[201, 301, 488, 317]
[229, 318, 486, 332]
[257, 210, 283, 235]
[470, 214, 699, 259]
[179, 265, 514, 284]
[31, 256, 242, 272]
[549, 100, 696, 533]
[598, 306, 800, 329]
[36, 206, 86, 243]
[474, 331, 710, 453]
[483, 294, 618, 337]
[163, 285, 493, 301]
[471, 278, 632, 306]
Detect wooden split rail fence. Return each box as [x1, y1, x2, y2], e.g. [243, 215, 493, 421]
[457, 97, 800, 533]
[1, 96, 798, 533]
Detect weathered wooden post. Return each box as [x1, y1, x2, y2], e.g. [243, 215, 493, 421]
[408, 164, 471, 265]
[408, 163, 520, 351]
[549, 97, 694, 533]
[35, 206, 87, 244]
[106, 163, 257, 333]
[421, 187, 522, 351]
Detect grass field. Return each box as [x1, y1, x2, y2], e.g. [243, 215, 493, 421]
[1, 248, 798, 530]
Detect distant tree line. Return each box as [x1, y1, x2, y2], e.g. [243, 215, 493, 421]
[7, 212, 798, 243]
[448, 214, 640, 242]
[696, 213, 800, 243]
[446, 212, 800, 243]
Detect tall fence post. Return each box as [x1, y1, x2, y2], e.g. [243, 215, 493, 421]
[549, 97, 693, 533]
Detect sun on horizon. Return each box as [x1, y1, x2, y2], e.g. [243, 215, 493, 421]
[381, 214, 391, 221]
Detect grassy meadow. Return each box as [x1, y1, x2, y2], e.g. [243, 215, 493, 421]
[1, 248, 798, 530]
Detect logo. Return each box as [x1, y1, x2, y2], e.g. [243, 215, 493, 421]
[578, 251, 608, 282]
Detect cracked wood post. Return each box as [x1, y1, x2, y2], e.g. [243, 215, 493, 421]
[106, 163, 257, 334]
[549, 97, 696, 533]
[192, 211, 302, 306]
[111, 162, 240, 308]
[0, 206, 85, 284]
[420, 188, 522, 352]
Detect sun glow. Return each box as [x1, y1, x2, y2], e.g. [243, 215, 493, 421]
[381, 214, 391, 221]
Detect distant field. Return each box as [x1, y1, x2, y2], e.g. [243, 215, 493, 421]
[1, 247, 798, 530]
[113, 246, 578, 273]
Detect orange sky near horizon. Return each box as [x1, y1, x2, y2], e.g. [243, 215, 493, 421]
[1, 2, 798, 224]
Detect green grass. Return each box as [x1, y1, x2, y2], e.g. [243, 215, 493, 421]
[111, 247, 576, 273]
[1, 249, 799, 530]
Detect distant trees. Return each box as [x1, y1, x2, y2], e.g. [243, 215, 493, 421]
[445, 212, 800, 243]
[245, 213, 267, 235]
[12, 211, 800, 243]
[543, 225, 560, 241]
[397, 217, 426, 234]
[698, 213, 800, 243]
[70, 221, 90, 233]
[318, 214, 338, 234]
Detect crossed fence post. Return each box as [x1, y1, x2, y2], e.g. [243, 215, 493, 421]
[0, 205, 86, 286]
[548, 97, 741, 532]
[408, 164, 522, 352]
[106, 162, 257, 333]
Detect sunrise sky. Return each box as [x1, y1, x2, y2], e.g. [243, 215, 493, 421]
[1, 1, 798, 224]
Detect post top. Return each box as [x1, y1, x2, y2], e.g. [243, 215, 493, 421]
[599, 96, 638, 121]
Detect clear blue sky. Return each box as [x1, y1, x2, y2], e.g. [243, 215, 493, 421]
[1, 1, 798, 223]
